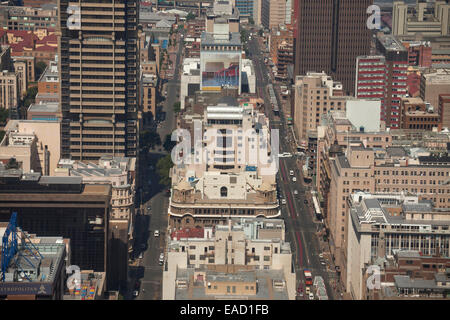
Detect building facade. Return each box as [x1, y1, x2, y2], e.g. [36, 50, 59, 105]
[58, 0, 139, 161]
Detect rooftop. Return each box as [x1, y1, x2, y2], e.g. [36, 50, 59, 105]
[201, 32, 241, 46]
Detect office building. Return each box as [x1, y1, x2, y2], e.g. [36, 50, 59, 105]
[163, 218, 295, 300]
[169, 97, 280, 229]
[206, 0, 240, 33]
[0, 168, 113, 288]
[346, 192, 450, 299]
[420, 68, 450, 111]
[37, 55, 59, 98]
[261, 0, 292, 29]
[54, 156, 136, 290]
[0, 119, 61, 175]
[294, 0, 372, 95]
[392, 1, 450, 38]
[399, 97, 440, 130]
[292, 72, 347, 146]
[0, 230, 67, 300]
[58, 0, 139, 161]
[0, 70, 19, 112]
[439, 94, 450, 129]
[0, 5, 58, 31]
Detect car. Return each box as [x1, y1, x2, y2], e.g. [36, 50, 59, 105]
[305, 286, 310, 295]
[318, 253, 324, 258]
[281, 199, 287, 205]
[294, 190, 298, 195]
[147, 205, 151, 211]
[304, 199, 308, 204]
[139, 253, 143, 259]
[289, 170, 294, 176]
[133, 290, 139, 297]
[309, 292, 314, 300]
[292, 177, 297, 182]
[320, 259, 326, 266]
[159, 253, 164, 265]
[154, 230, 160, 237]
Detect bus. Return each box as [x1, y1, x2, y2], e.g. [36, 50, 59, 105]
[304, 269, 313, 286]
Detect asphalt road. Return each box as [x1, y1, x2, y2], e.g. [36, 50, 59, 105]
[129, 31, 184, 300]
[248, 35, 336, 300]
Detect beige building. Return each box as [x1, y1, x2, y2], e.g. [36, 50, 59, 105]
[392, 1, 450, 38]
[169, 99, 280, 229]
[205, 0, 240, 34]
[346, 192, 450, 300]
[0, 70, 19, 111]
[13, 59, 27, 99]
[317, 113, 450, 286]
[142, 74, 157, 119]
[0, 120, 61, 175]
[420, 68, 450, 110]
[163, 218, 295, 300]
[293, 72, 347, 144]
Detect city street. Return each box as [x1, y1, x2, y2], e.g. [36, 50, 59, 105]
[248, 35, 337, 300]
[128, 30, 185, 300]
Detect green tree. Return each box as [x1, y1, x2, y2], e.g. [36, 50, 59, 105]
[35, 61, 47, 80]
[0, 108, 8, 124]
[186, 12, 196, 21]
[156, 154, 173, 186]
[163, 134, 176, 152]
[173, 101, 181, 114]
[6, 158, 19, 169]
[140, 130, 161, 150]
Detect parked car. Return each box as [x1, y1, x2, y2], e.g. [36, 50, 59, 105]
[304, 199, 308, 204]
[139, 253, 143, 259]
[281, 199, 287, 205]
[309, 292, 314, 300]
[292, 177, 297, 182]
[294, 190, 298, 195]
[133, 290, 139, 297]
[154, 230, 160, 237]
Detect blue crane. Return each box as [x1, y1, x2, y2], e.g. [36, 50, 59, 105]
[1, 212, 43, 282]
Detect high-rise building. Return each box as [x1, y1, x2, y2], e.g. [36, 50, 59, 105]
[355, 35, 409, 128]
[294, 0, 372, 95]
[58, 0, 139, 161]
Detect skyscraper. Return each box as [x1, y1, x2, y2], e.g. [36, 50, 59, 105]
[294, 0, 372, 95]
[58, 0, 139, 161]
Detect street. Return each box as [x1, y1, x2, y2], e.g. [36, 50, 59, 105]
[128, 29, 185, 300]
[248, 35, 337, 300]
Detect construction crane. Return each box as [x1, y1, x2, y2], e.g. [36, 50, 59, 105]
[1, 212, 43, 282]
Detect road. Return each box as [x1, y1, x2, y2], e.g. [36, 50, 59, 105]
[128, 30, 185, 300]
[248, 35, 336, 300]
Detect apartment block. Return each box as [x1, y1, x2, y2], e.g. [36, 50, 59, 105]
[346, 192, 450, 299]
[58, 0, 139, 161]
[163, 218, 295, 300]
[402, 41, 432, 68]
[392, 1, 450, 38]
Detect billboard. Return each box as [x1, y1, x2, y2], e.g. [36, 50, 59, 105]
[201, 53, 240, 91]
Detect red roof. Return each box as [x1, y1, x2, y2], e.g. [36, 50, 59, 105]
[170, 227, 204, 240]
[35, 45, 57, 52]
